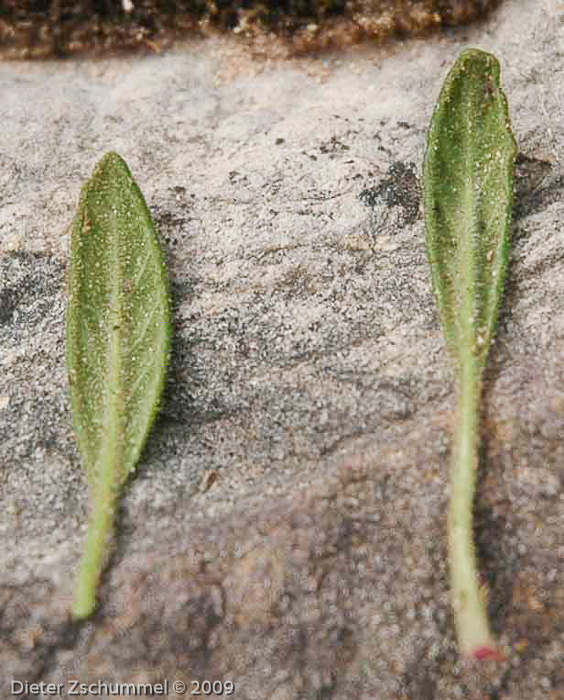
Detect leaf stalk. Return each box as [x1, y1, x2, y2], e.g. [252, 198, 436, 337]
[73, 479, 119, 619]
[448, 358, 500, 659]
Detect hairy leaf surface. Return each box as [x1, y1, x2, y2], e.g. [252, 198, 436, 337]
[67, 152, 170, 479]
[424, 48, 517, 368]
[67, 152, 170, 617]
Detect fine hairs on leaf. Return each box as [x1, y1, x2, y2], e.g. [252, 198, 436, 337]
[67, 152, 171, 620]
[424, 49, 517, 659]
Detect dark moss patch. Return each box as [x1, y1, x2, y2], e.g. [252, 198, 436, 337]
[360, 161, 420, 228]
[0, 0, 503, 59]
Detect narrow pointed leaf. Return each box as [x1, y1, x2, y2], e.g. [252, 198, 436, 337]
[67, 152, 171, 619]
[424, 49, 517, 660]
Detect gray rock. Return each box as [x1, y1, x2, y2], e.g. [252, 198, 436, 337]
[1, 0, 563, 696]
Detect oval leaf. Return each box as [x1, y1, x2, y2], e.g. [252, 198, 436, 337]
[67, 152, 171, 618]
[424, 48, 518, 367]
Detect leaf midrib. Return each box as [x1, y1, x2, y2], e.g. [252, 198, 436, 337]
[96, 196, 124, 490]
[457, 80, 478, 366]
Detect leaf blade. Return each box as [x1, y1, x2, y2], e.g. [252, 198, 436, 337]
[67, 152, 171, 618]
[67, 151, 170, 480]
[424, 48, 517, 367]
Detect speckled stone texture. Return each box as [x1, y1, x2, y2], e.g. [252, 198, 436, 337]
[1, 0, 564, 697]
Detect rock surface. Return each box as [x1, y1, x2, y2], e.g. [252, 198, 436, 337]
[1, 0, 564, 697]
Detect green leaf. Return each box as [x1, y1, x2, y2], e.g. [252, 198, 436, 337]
[424, 49, 517, 660]
[425, 48, 517, 369]
[67, 152, 171, 619]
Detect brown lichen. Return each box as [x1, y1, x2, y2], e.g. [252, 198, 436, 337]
[0, 0, 502, 59]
